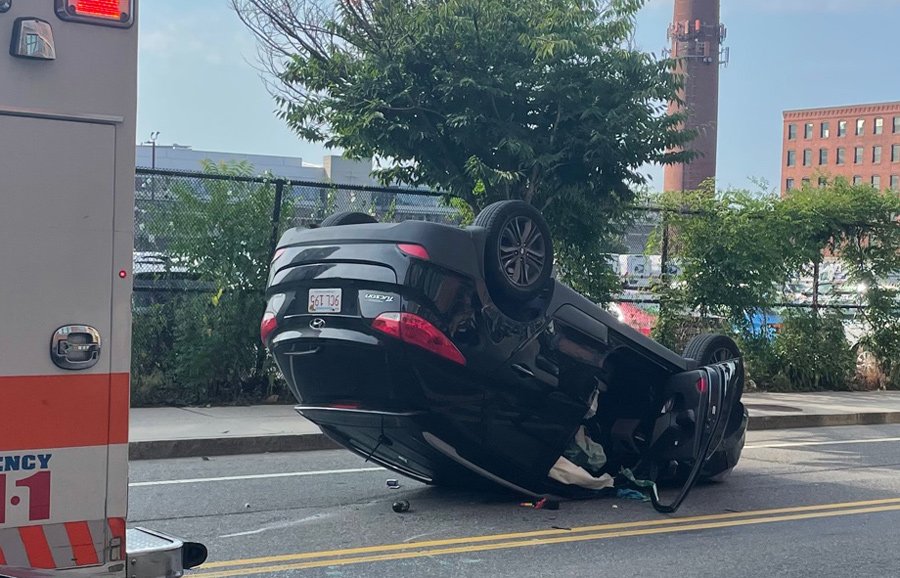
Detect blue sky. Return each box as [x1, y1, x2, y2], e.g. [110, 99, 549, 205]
[137, 0, 900, 190]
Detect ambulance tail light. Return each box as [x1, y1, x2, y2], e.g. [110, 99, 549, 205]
[56, 0, 134, 27]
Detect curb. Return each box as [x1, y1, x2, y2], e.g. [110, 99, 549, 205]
[747, 411, 900, 431]
[128, 412, 900, 460]
[129, 434, 340, 460]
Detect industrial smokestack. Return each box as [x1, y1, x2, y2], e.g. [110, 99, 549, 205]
[663, 0, 727, 192]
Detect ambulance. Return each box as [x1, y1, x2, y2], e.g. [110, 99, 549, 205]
[1, 1, 206, 576]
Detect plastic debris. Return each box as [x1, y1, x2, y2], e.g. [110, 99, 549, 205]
[519, 498, 560, 510]
[616, 488, 649, 502]
[386, 479, 401, 489]
[392, 500, 410, 513]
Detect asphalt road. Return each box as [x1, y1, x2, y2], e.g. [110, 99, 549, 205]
[129, 425, 900, 577]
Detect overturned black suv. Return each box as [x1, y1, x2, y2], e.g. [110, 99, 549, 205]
[262, 201, 748, 512]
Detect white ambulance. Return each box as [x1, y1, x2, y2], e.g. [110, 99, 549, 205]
[0, 1, 205, 576]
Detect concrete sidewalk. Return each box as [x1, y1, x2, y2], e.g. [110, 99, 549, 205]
[129, 391, 900, 460]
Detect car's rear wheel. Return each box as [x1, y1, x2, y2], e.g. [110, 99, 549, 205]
[319, 211, 378, 227]
[683, 333, 741, 366]
[474, 200, 553, 306]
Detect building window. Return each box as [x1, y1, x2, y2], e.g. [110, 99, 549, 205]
[803, 149, 812, 166]
[802, 177, 811, 187]
[856, 118, 865, 136]
[873, 146, 882, 164]
[786, 178, 795, 191]
[788, 124, 797, 140]
[894, 116, 900, 134]
[836, 147, 846, 165]
[819, 148, 828, 165]
[818, 177, 827, 188]
[820, 122, 830, 138]
[804, 123, 813, 139]
[787, 150, 796, 166]
[853, 175, 863, 185]
[854, 146, 864, 164]
[891, 175, 899, 191]
[872, 175, 881, 189]
[874, 117, 884, 135]
[892, 144, 900, 163]
[838, 120, 847, 137]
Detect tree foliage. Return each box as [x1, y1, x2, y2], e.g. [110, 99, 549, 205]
[234, 0, 694, 293]
[653, 179, 900, 390]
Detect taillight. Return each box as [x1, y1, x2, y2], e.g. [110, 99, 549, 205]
[372, 312, 465, 365]
[697, 375, 708, 393]
[271, 248, 286, 263]
[260, 312, 278, 345]
[56, 0, 133, 26]
[397, 243, 430, 260]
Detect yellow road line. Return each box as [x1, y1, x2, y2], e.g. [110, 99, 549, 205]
[193, 503, 900, 577]
[195, 497, 900, 574]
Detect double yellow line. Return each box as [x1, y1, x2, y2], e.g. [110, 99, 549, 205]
[192, 497, 900, 577]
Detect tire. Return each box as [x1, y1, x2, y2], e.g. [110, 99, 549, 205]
[474, 200, 554, 305]
[319, 211, 378, 227]
[683, 333, 741, 366]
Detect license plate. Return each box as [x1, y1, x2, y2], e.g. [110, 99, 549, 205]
[308, 288, 342, 313]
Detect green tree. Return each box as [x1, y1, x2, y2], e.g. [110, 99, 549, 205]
[234, 0, 694, 299]
[651, 184, 796, 338]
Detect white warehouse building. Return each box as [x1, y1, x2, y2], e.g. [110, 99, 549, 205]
[135, 144, 375, 185]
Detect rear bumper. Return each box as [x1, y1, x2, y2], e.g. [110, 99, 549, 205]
[126, 528, 207, 578]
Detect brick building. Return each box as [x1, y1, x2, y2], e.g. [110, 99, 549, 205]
[781, 101, 900, 193]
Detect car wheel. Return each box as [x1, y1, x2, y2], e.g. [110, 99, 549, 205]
[683, 333, 741, 366]
[474, 200, 554, 305]
[319, 211, 378, 227]
[683, 332, 743, 403]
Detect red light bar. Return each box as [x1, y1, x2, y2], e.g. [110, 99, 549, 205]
[56, 0, 133, 27]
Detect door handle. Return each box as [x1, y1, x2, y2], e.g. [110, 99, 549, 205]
[51, 325, 101, 370]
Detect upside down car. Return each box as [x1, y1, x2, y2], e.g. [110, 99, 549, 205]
[261, 201, 748, 512]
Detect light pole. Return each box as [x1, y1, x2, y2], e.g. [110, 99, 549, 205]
[146, 131, 160, 200]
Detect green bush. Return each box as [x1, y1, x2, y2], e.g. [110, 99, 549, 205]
[131, 161, 292, 406]
[770, 311, 856, 391]
[736, 334, 784, 390]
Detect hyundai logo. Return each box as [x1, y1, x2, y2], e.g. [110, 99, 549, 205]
[310, 318, 326, 330]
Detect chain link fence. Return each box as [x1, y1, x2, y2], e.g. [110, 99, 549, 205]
[130, 169, 897, 404]
[131, 168, 469, 406]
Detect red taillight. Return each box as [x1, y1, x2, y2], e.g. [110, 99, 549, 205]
[371, 312, 402, 337]
[260, 312, 278, 344]
[271, 248, 286, 263]
[697, 376, 708, 393]
[372, 312, 465, 365]
[397, 243, 430, 260]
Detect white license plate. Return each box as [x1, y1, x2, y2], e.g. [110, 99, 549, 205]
[308, 288, 342, 313]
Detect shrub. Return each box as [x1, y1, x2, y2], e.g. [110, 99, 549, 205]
[771, 311, 856, 391]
